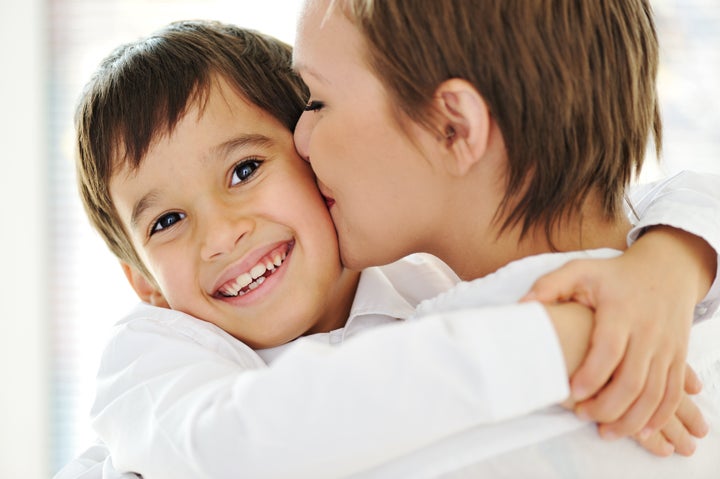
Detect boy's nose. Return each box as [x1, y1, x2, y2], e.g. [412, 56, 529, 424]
[199, 206, 253, 261]
[293, 112, 312, 163]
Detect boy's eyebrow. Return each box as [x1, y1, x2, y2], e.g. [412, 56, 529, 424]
[211, 133, 275, 160]
[130, 190, 160, 231]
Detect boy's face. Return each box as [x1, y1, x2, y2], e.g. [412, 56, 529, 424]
[293, 0, 448, 271]
[110, 76, 355, 348]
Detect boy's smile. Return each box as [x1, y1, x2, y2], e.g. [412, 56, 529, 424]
[213, 240, 291, 299]
[109, 76, 359, 348]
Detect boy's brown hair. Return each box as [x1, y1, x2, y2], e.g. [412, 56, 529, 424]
[75, 20, 308, 279]
[338, 0, 661, 240]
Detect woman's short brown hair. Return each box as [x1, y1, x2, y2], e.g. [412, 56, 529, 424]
[75, 20, 308, 279]
[338, 0, 661, 239]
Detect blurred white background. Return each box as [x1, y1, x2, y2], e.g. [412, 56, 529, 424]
[0, 1, 718, 477]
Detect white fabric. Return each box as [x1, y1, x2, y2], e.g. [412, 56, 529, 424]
[84, 258, 569, 479]
[354, 250, 720, 478]
[54, 170, 720, 479]
[434, 319, 720, 479]
[628, 171, 720, 319]
[51, 442, 137, 479]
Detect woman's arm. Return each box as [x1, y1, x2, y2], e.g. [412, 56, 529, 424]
[525, 170, 720, 439]
[93, 300, 573, 479]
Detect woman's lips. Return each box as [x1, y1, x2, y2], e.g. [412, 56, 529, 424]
[316, 183, 335, 209]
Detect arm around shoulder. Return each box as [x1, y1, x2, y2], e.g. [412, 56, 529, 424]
[92, 302, 575, 479]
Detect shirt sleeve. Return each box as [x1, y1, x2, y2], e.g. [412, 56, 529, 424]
[627, 170, 720, 319]
[92, 302, 567, 479]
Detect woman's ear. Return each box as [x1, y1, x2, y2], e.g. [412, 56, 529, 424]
[121, 262, 169, 308]
[434, 78, 491, 176]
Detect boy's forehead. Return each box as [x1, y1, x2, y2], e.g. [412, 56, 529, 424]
[110, 79, 288, 193]
[112, 76, 255, 168]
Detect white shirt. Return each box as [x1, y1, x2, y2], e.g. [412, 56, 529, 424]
[85, 258, 569, 479]
[438, 319, 720, 479]
[54, 171, 720, 479]
[628, 171, 720, 318]
[355, 250, 720, 478]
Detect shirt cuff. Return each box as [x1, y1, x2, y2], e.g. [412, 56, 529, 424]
[628, 195, 720, 321]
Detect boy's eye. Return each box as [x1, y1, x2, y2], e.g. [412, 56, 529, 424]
[231, 159, 262, 186]
[150, 212, 186, 236]
[303, 100, 324, 112]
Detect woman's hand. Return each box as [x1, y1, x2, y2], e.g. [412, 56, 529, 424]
[630, 371, 708, 457]
[522, 226, 715, 438]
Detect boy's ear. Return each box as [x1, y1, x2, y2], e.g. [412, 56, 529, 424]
[434, 78, 491, 176]
[121, 262, 169, 308]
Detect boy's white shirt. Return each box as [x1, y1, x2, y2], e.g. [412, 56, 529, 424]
[54, 171, 720, 479]
[86, 261, 570, 479]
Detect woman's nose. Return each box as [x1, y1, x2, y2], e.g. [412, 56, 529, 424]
[294, 112, 312, 163]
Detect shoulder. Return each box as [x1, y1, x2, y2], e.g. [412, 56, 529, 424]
[103, 303, 265, 370]
[374, 253, 461, 306]
[415, 249, 621, 315]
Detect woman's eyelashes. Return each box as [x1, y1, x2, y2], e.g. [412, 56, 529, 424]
[231, 158, 263, 186]
[303, 100, 324, 112]
[150, 211, 186, 236]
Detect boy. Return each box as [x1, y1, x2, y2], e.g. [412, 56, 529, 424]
[59, 16, 718, 479]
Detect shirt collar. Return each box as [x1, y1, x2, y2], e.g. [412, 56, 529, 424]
[340, 265, 418, 340]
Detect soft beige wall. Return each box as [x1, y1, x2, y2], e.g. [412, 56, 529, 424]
[0, 0, 49, 477]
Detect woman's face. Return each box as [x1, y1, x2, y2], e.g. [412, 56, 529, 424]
[293, 0, 446, 270]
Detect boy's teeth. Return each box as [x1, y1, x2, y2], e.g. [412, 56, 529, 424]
[250, 263, 266, 280]
[247, 276, 266, 291]
[219, 247, 289, 297]
[236, 273, 252, 289]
